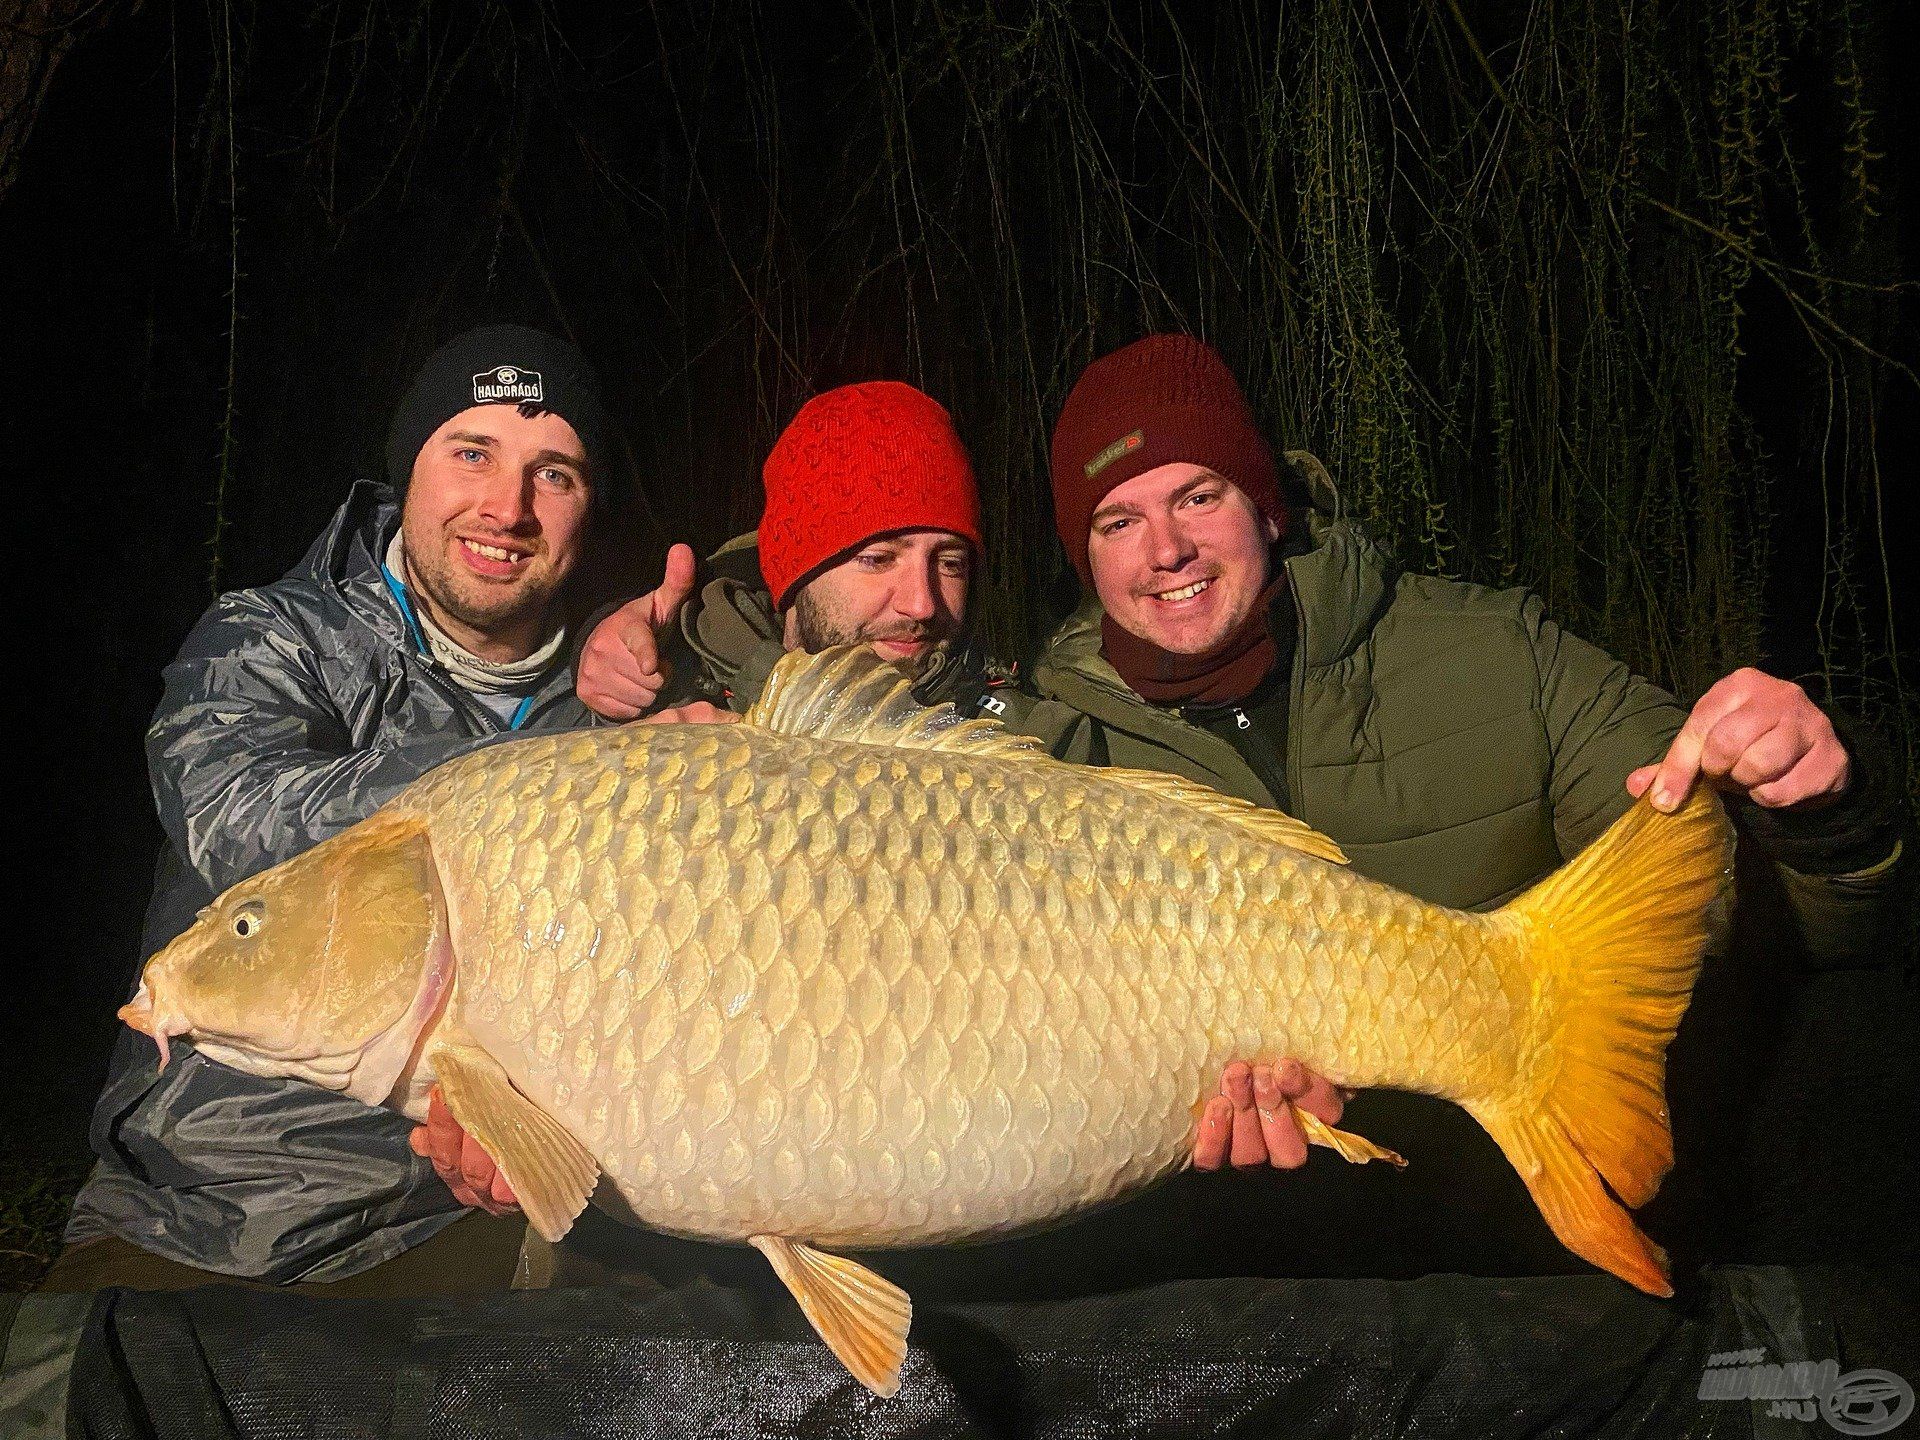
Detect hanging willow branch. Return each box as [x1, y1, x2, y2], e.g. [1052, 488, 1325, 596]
[35, 0, 1909, 788]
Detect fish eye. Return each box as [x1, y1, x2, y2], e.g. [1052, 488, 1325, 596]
[232, 905, 265, 940]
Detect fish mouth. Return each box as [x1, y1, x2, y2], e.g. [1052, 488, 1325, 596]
[119, 982, 187, 1069]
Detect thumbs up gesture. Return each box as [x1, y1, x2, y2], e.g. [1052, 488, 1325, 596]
[576, 543, 700, 720]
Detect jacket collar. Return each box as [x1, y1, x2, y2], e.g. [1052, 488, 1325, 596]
[295, 479, 417, 654]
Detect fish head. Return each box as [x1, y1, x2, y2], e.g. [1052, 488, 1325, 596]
[121, 811, 456, 1107]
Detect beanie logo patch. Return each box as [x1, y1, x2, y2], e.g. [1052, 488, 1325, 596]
[472, 365, 544, 405]
[1084, 429, 1144, 479]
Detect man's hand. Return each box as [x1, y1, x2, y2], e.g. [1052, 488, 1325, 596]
[1193, 1059, 1350, 1170]
[408, 1084, 519, 1215]
[636, 701, 741, 727]
[576, 543, 700, 720]
[1627, 667, 1850, 813]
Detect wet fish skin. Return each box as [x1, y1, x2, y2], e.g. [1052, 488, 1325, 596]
[412, 721, 1485, 1248]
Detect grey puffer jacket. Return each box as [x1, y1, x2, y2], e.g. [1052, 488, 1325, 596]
[66, 481, 595, 1283]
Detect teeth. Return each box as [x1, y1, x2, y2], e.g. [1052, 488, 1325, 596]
[462, 539, 522, 563]
[1153, 578, 1211, 602]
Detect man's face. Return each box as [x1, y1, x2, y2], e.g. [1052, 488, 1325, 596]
[400, 404, 591, 661]
[783, 529, 972, 665]
[1086, 462, 1278, 658]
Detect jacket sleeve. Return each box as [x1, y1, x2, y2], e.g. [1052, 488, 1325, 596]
[1527, 593, 1911, 968]
[1525, 594, 1686, 860]
[148, 589, 505, 893]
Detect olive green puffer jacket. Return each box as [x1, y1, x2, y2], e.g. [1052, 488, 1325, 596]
[1014, 479, 1907, 962]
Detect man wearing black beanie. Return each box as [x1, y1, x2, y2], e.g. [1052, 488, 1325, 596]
[46, 324, 633, 1295]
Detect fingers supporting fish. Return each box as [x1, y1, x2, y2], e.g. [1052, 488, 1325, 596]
[1252, 1064, 1309, 1168]
[1276, 1059, 1347, 1126]
[1193, 1059, 1348, 1171]
[1192, 1095, 1234, 1170]
[416, 1084, 521, 1214]
[1223, 1061, 1270, 1167]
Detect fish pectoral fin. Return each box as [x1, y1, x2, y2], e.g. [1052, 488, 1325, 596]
[1294, 1107, 1407, 1167]
[750, 1234, 912, 1399]
[429, 1043, 599, 1243]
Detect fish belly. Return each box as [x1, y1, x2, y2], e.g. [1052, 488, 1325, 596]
[413, 725, 1519, 1248]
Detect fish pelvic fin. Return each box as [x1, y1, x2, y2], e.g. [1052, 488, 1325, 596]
[751, 1235, 912, 1399]
[1471, 786, 1732, 1296]
[429, 1042, 599, 1243]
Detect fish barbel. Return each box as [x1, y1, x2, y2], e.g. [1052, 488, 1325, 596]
[121, 646, 1730, 1395]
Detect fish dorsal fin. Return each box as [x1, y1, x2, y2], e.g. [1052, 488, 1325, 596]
[747, 645, 1046, 761]
[749, 648, 1349, 865]
[1093, 765, 1350, 865]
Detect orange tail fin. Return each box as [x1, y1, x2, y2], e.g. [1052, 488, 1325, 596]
[1467, 786, 1731, 1295]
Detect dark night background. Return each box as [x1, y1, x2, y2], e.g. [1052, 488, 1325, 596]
[2, 0, 1915, 1290]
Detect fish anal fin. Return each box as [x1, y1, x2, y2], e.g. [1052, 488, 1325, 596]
[751, 1234, 912, 1399]
[1294, 1107, 1406, 1166]
[429, 1042, 598, 1243]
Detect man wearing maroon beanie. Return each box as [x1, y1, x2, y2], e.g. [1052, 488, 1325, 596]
[1024, 332, 1905, 1281]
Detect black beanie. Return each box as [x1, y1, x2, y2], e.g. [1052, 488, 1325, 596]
[385, 324, 617, 507]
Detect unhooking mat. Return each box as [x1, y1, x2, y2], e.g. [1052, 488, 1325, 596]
[3, 1262, 1915, 1439]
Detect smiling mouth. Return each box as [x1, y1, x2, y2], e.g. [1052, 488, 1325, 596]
[1149, 577, 1212, 603]
[459, 537, 533, 566]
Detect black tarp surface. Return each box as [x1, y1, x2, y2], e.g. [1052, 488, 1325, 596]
[44, 1262, 1918, 1439]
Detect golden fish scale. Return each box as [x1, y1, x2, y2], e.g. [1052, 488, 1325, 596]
[402, 725, 1527, 1248]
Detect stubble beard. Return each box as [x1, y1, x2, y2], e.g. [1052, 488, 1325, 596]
[790, 589, 943, 674]
[404, 529, 558, 651]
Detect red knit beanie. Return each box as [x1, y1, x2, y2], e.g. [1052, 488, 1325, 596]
[759, 382, 983, 608]
[1050, 334, 1285, 584]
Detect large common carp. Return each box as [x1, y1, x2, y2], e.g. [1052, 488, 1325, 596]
[122, 646, 1730, 1396]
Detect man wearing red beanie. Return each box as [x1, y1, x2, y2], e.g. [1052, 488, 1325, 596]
[1022, 331, 1907, 1282]
[576, 380, 1006, 724]
[430, 379, 1014, 1279]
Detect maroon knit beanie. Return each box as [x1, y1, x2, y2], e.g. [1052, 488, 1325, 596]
[759, 382, 983, 609]
[1049, 334, 1285, 584]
